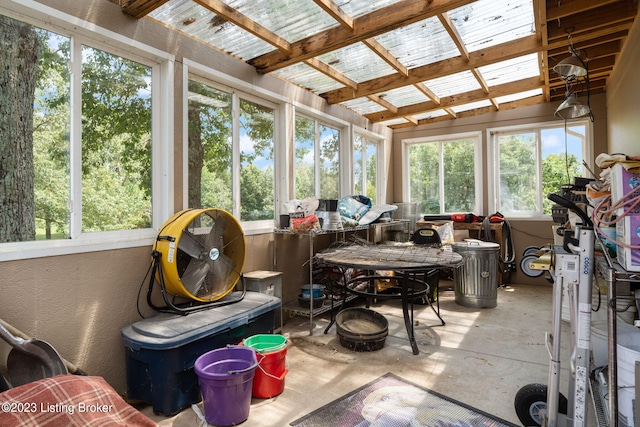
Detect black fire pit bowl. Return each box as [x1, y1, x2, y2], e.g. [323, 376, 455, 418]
[336, 307, 389, 352]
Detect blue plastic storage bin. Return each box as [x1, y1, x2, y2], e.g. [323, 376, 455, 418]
[121, 292, 280, 416]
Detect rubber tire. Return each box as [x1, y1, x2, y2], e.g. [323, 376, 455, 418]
[520, 253, 545, 278]
[514, 383, 568, 427]
[522, 245, 540, 256]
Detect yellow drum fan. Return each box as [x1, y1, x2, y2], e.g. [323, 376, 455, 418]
[148, 208, 246, 313]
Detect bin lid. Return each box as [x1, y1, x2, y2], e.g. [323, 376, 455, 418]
[244, 270, 282, 280]
[453, 241, 500, 251]
[121, 292, 281, 350]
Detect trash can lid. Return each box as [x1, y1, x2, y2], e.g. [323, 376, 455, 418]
[453, 241, 500, 251]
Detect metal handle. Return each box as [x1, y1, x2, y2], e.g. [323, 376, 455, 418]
[547, 193, 592, 227]
[0, 323, 27, 348]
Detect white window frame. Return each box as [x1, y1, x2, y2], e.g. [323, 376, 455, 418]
[352, 126, 386, 204]
[0, 0, 174, 261]
[291, 105, 351, 199]
[401, 132, 483, 214]
[183, 59, 287, 234]
[487, 119, 593, 219]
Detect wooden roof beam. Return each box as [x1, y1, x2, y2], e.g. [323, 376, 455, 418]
[413, 83, 440, 104]
[389, 95, 546, 128]
[303, 58, 358, 88]
[546, 0, 622, 21]
[362, 38, 409, 77]
[325, 34, 540, 104]
[547, 2, 637, 40]
[548, 33, 626, 59]
[367, 94, 398, 113]
[438, 12, 469, 60]
[194, 0, 292, 53]
[313, 0, 354, 30]
[365, 76, 541, 122]
[120, 0, 169, 18]
[248, 0, 477, 73]
[533, 0, 550, 101]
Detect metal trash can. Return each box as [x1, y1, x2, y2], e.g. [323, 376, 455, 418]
[452, 241, 500, 308]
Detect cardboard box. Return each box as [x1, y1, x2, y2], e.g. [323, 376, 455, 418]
[121, 292, 280, 415]
[244, 270, 283, 328]
[615, 215, 640, 272]
[610, 163, 640, 216]
[244, 270, 282, 298]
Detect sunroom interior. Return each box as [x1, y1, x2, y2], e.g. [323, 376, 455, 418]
[1, 0, 639, 425]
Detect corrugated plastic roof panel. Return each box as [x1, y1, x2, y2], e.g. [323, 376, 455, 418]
[379, 117, 411, 126]
[273, 63, 345, 94]
[414, 109, 449, 120]
[225, 0, 339, 43]
[421, 71, 482, 98]
[377, 85, 431, 108]
[478, 54, 540, 86]
[316, 42, 397, 83]
[448, 0, 535, 52]
[451, 99, 493, 113]
[495, 88, 542, 103]
[374, 17, 460, 69]
[335, 0, 402, 18]
[340, 98, 387, 115]
[149, 0, 274, 59]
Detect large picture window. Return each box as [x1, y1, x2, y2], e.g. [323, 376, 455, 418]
[1, 12, 165, 254]
[489, 121, 590, 216]
[404, 134, 481, 215]
[294, 115, 340, 200]
[80, 45, 152, 233]
[187, 82, 233, 213]
[187, 77, 275, 223]
[353, 134, 381, 204]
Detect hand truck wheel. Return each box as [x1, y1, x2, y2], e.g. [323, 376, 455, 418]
[514, 383, 568, 426]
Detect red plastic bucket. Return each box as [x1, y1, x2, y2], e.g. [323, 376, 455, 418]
[253, 346, 288, 398]
[242, 334, 288, 398]
[194, 346, 257, 426]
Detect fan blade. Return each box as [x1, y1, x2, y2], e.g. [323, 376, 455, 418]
[178, 229, 206, 260]
[180, 258, 210, 296]
[205, 214, 226, 252]
[198, 252, 235, 299]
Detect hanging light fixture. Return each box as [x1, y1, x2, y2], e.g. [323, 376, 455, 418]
[553, 32, 587, 79]
[554, 93, 590, 120]
[553, 30, 593, 121]
[553, 52, 587, 78]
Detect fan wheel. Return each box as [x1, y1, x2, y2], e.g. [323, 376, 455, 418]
[155, 208, 246, 302]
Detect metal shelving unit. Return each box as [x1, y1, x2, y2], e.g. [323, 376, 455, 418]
[594, 246, 640, 427]
[273, 220, 410, 335]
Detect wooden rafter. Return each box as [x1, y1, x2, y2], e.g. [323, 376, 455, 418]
[193, 0, 292, 53]
[121, 0, 169, 19]
[413, 83, 440, 105]
[546, 0, 621, 21]
[303, 58, 357, 89]
[547, 1, 636, 40]
[390, 94, 547, 128]
[365, 76, 542, 122]
[438, 12, 500, 110]
[312, 0, 354, 30]
[120, 0, 636, 126]
[532, 0, 550, 102]
[324, 35, 540, 104]
[248, 0, 476, 73]
[362, 38, 408, 77]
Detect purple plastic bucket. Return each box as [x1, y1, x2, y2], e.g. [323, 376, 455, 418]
[194, 346, 258, 426]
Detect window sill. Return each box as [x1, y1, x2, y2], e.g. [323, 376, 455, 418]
[0, 229, 157, 262]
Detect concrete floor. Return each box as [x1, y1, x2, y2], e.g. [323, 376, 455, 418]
[141, 282, 599, 427]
